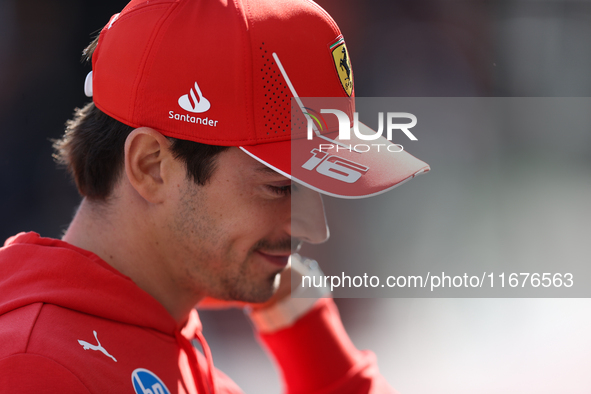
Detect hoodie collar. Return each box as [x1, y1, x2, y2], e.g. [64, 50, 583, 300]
[1, 232, 200, 337]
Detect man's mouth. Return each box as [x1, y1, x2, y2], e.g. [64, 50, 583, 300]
[255, 251, 290, 267]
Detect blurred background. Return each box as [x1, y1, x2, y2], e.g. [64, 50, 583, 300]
[2, 0, 591, 393]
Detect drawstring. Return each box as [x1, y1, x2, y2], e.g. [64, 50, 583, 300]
[194, 329, 216, 394]
[175, 331, 216, 394]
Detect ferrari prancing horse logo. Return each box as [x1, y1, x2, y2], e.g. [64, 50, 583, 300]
[330, 37, 353, 97]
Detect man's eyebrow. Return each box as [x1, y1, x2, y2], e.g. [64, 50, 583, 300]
[255, 165, 283, 176]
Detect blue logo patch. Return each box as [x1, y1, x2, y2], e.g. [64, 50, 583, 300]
[131, 368, 171, 394]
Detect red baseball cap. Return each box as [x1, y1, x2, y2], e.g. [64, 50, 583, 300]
[85, 0, 429, 198]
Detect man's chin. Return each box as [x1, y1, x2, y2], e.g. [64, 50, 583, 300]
[226, 272, 280, 304]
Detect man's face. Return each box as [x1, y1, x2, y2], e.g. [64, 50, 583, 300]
[161, 147, 329, 303]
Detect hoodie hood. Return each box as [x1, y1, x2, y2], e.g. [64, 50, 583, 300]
[0, 232, 189, 336]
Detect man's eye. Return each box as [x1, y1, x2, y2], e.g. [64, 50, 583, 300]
[266, 184, 291, 196]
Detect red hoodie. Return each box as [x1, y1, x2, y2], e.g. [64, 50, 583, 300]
[0, 232, 395, 393]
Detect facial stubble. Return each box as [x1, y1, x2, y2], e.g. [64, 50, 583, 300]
[173, 180, 289, 303]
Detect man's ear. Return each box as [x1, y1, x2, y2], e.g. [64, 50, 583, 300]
[124, 127, 175, 204]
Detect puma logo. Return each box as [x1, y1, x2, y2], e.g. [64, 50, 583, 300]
[78, 330, 117, 362]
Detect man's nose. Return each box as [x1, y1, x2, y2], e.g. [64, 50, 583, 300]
[289, 184, 329, 244]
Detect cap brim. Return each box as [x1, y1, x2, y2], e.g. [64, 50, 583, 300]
[240, 122, 429, 199]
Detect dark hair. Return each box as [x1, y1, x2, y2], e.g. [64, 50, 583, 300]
[53, 37, 228, 201]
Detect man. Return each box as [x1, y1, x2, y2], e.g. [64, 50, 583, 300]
[0, 0, 429, 392]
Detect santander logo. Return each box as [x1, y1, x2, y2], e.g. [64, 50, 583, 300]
[178, 81, 211, 113]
